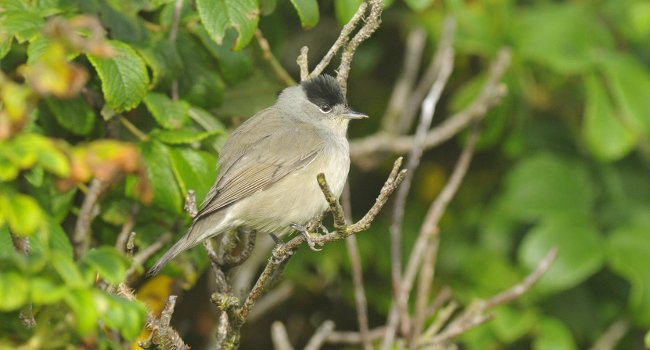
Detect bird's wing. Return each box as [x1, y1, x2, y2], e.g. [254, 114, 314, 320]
[195, 110, 325, 221]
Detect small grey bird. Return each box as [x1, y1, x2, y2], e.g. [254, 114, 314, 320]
[148, 75, 367, 276]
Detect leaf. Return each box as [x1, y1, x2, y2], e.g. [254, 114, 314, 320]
[150, 128, 224, 145]
[176, 32, 226, 108]
[0, 192, 43, 236]
[0, 271, 29, 311]
[290, 0, 319, 28]
[602, 53, 650, 140]
[51, 251, 86, 287]
[405, 0, 434, 12]
[169, 147, 217, 204]
[87, 40, 149, 113]
[135, 39, 183, 88]
[30, 277, 68, 304]
[334, 0, 363, 24]
[141, 141, 182, 213]
[501, 153, 595, 221]
[83, 247, 129, 285]
[0, 10, 44, 43]
[519, 217, 604, 293]
[582, 75, 637, 161]
[64, 289, 99, 336]
[45, 97, 96, 136]
[607, 226, 650, 324]
[533, 317, 578, 350]
[2, 133, 70, 177]
[104, 295, 146, 340]
[189, 23, 253, 84]
[143, 92, 190, 129]
[196, 0, 260, 50]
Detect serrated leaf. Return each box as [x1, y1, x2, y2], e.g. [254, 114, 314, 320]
[189, 24, 253, 84]
[169, 147, 217, 204]
[582, 75, 636, 161]
[83, 247, 129, 284]
[290, 0, 319, 28]
[501, 153, 595, 221]
[0, 10, 44, 43]
[87, 41, 149, 112]
[45, 97, 96, 136]
[141, 141, 182, 213]
[65, 289, 98, 336]
[196, 0, 259, 50]
[0, 271, 29, 311]
[519, 217, 604, 293]
[608, 226, 650, 324]
[151, 128, 224, 145]
[143, 92, 189, 129]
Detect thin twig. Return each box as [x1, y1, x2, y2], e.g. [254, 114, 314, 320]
[115, 205, 138, 253]
[589, 318, 629, 350]
[411, 235, 440, 344]
[304, 320, 336, 350]
[248, 283, 294, 322]
[168, 0, 183, 100]
[343, 181, 372, 350]
[271, 322, 295, 350]
[381, 124, 481, 350]
[381, 27, 427, 133]
[139, 295, 187, 349]
[349, 48, 512, 163]
[73, 178, 111, 258]
[389, 17, 456, 338]
[126, 233, 172, 279]
[297, 46, 309, 81]
[337, 0, 383, 93]
[255, 30, 296, 86]
[308, 3, 368, 80]
[326, 327, 387, 344]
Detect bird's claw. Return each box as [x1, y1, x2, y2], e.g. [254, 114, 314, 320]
[269, 233, 291, 264]
[291, 223, 323, 252]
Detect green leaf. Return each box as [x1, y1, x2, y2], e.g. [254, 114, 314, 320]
[169, 147, 217, 204]
[45, 97, 96, 136]
[87, 40, 149, 113]
[0, 155, 19, 181]
[151, 128, 224, 145]
[405, 0, 434, 12]
[189, 23, 253, 84]
[0, 271, 29, 311]
[143, 92, 190, 129]
[0, 226, 14, 258]
[334, 0, 364, 25]
[582, 75, 637, 161]
[602, 53, 650, 140]
[501, 153, 595, 221]
[196, 0, 260, 50]
[0, 192, 43, 236]
[290, 0, 319, 28]
[2, 133, 70, 177]
[141, 141, 183, 213]
[64, 289, 98, 336]
[0, 33, 13, 60]
[514, 4, 613, 74]
[533, 317, 578, 350]
[83, 247, 129, 285]
[135, 39, 183, 88]
[30, 277, 68, 304]
[176, 32, 226, 108]
[519, 217, 604, 293]
[0, 10, 44, 43]
[51, 251, 86, 287]
[608, 226, 650, 324]
[104, 295, 146, 340]
[30, 218, 73, 258]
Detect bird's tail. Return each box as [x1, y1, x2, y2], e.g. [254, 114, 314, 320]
[147, 213, 225, 277]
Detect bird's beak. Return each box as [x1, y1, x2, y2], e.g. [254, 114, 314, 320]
[342, 110, 368, 120]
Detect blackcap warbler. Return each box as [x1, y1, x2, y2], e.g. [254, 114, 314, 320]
[148, 75, 366, 276]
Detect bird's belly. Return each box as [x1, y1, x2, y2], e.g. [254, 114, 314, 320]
[229, 150, 349, 235]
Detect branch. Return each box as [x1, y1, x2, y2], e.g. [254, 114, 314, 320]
[255, 29, 296, 86]
[589, 318, 629, 350]
[73, 178, 111, 258]
[139, 295, 188, 350]
[304, 320, 336, 350]
[349, 48, 512, 164]
[326, 327, 387, 344]
[271, 322, 295, 350]
[388, 16, 456, 338]
[381, 124, 481, 350]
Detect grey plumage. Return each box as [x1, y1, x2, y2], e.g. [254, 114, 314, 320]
[148, 75, 366, 276]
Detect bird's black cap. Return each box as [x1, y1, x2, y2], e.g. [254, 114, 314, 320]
[301, 75, 346, 108]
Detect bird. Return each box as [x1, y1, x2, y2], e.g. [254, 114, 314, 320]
[148, 75, 367, 276]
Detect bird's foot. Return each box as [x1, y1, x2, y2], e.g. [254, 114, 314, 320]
[269, 233, 291, 264]
[291, 223, 323, 251]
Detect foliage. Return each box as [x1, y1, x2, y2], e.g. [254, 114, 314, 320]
[1, 0, 649, 349]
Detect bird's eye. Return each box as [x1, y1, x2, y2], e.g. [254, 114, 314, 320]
[319, 104, 332, 113]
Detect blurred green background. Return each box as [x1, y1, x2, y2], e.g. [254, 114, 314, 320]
[1, 0, 650, 349]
